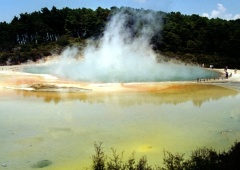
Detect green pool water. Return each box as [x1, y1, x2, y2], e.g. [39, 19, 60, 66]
[0, 84, 240, 170]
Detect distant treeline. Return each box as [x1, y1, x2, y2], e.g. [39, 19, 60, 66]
[0, 6, 239, 67]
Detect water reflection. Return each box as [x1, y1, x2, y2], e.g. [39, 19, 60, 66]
[1, 83, 240, 170]
[15, 84, 238, 107]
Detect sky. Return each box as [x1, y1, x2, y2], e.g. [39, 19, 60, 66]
[0, 0, 240, 23]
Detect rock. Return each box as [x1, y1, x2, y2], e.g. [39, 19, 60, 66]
[32, 160, 52, 168]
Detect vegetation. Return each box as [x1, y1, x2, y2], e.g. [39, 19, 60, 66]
[0, 6, 239, 68]
[88, 141, 240, 170]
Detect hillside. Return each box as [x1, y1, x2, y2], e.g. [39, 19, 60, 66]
[0, 6, 239, 68]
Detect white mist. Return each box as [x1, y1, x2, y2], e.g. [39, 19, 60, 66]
[24, 8, 218, 82]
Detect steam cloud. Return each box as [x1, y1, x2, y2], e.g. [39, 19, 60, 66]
[24, 8, 218, 83]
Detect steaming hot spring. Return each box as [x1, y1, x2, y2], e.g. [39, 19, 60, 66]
[1, 9, 238, 170]
[11, 47, 218, 92]
[2, 8, 219, 92]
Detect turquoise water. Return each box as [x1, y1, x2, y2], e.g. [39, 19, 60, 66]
[22, 63, 220, 83]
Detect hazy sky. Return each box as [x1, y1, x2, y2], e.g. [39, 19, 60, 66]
[1, 0, 240, 23]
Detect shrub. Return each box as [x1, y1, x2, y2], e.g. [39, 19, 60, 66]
[89, 142, 240, 170]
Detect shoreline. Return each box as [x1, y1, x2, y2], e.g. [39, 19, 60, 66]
[197, 68, 240, 92]
[0, 64, 239, 92]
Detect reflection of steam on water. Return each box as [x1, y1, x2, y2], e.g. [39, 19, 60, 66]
[24, 8, 218, 82]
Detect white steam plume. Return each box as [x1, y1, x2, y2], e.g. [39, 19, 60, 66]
[24, 8, 218, 82]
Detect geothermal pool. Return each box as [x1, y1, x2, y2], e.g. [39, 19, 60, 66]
[1, 81, 240, 170]
[22, 61, 220, 83]
[1, 7, 239, 169]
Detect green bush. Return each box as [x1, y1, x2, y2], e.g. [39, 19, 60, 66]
[89, 142, 240, 170]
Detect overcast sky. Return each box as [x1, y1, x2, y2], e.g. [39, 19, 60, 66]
[1, 0, 240, 23]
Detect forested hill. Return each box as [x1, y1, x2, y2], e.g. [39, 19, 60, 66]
[0, 6, 239, 68]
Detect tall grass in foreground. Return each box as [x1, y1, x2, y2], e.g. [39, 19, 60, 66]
[86, 141, 240, 170]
